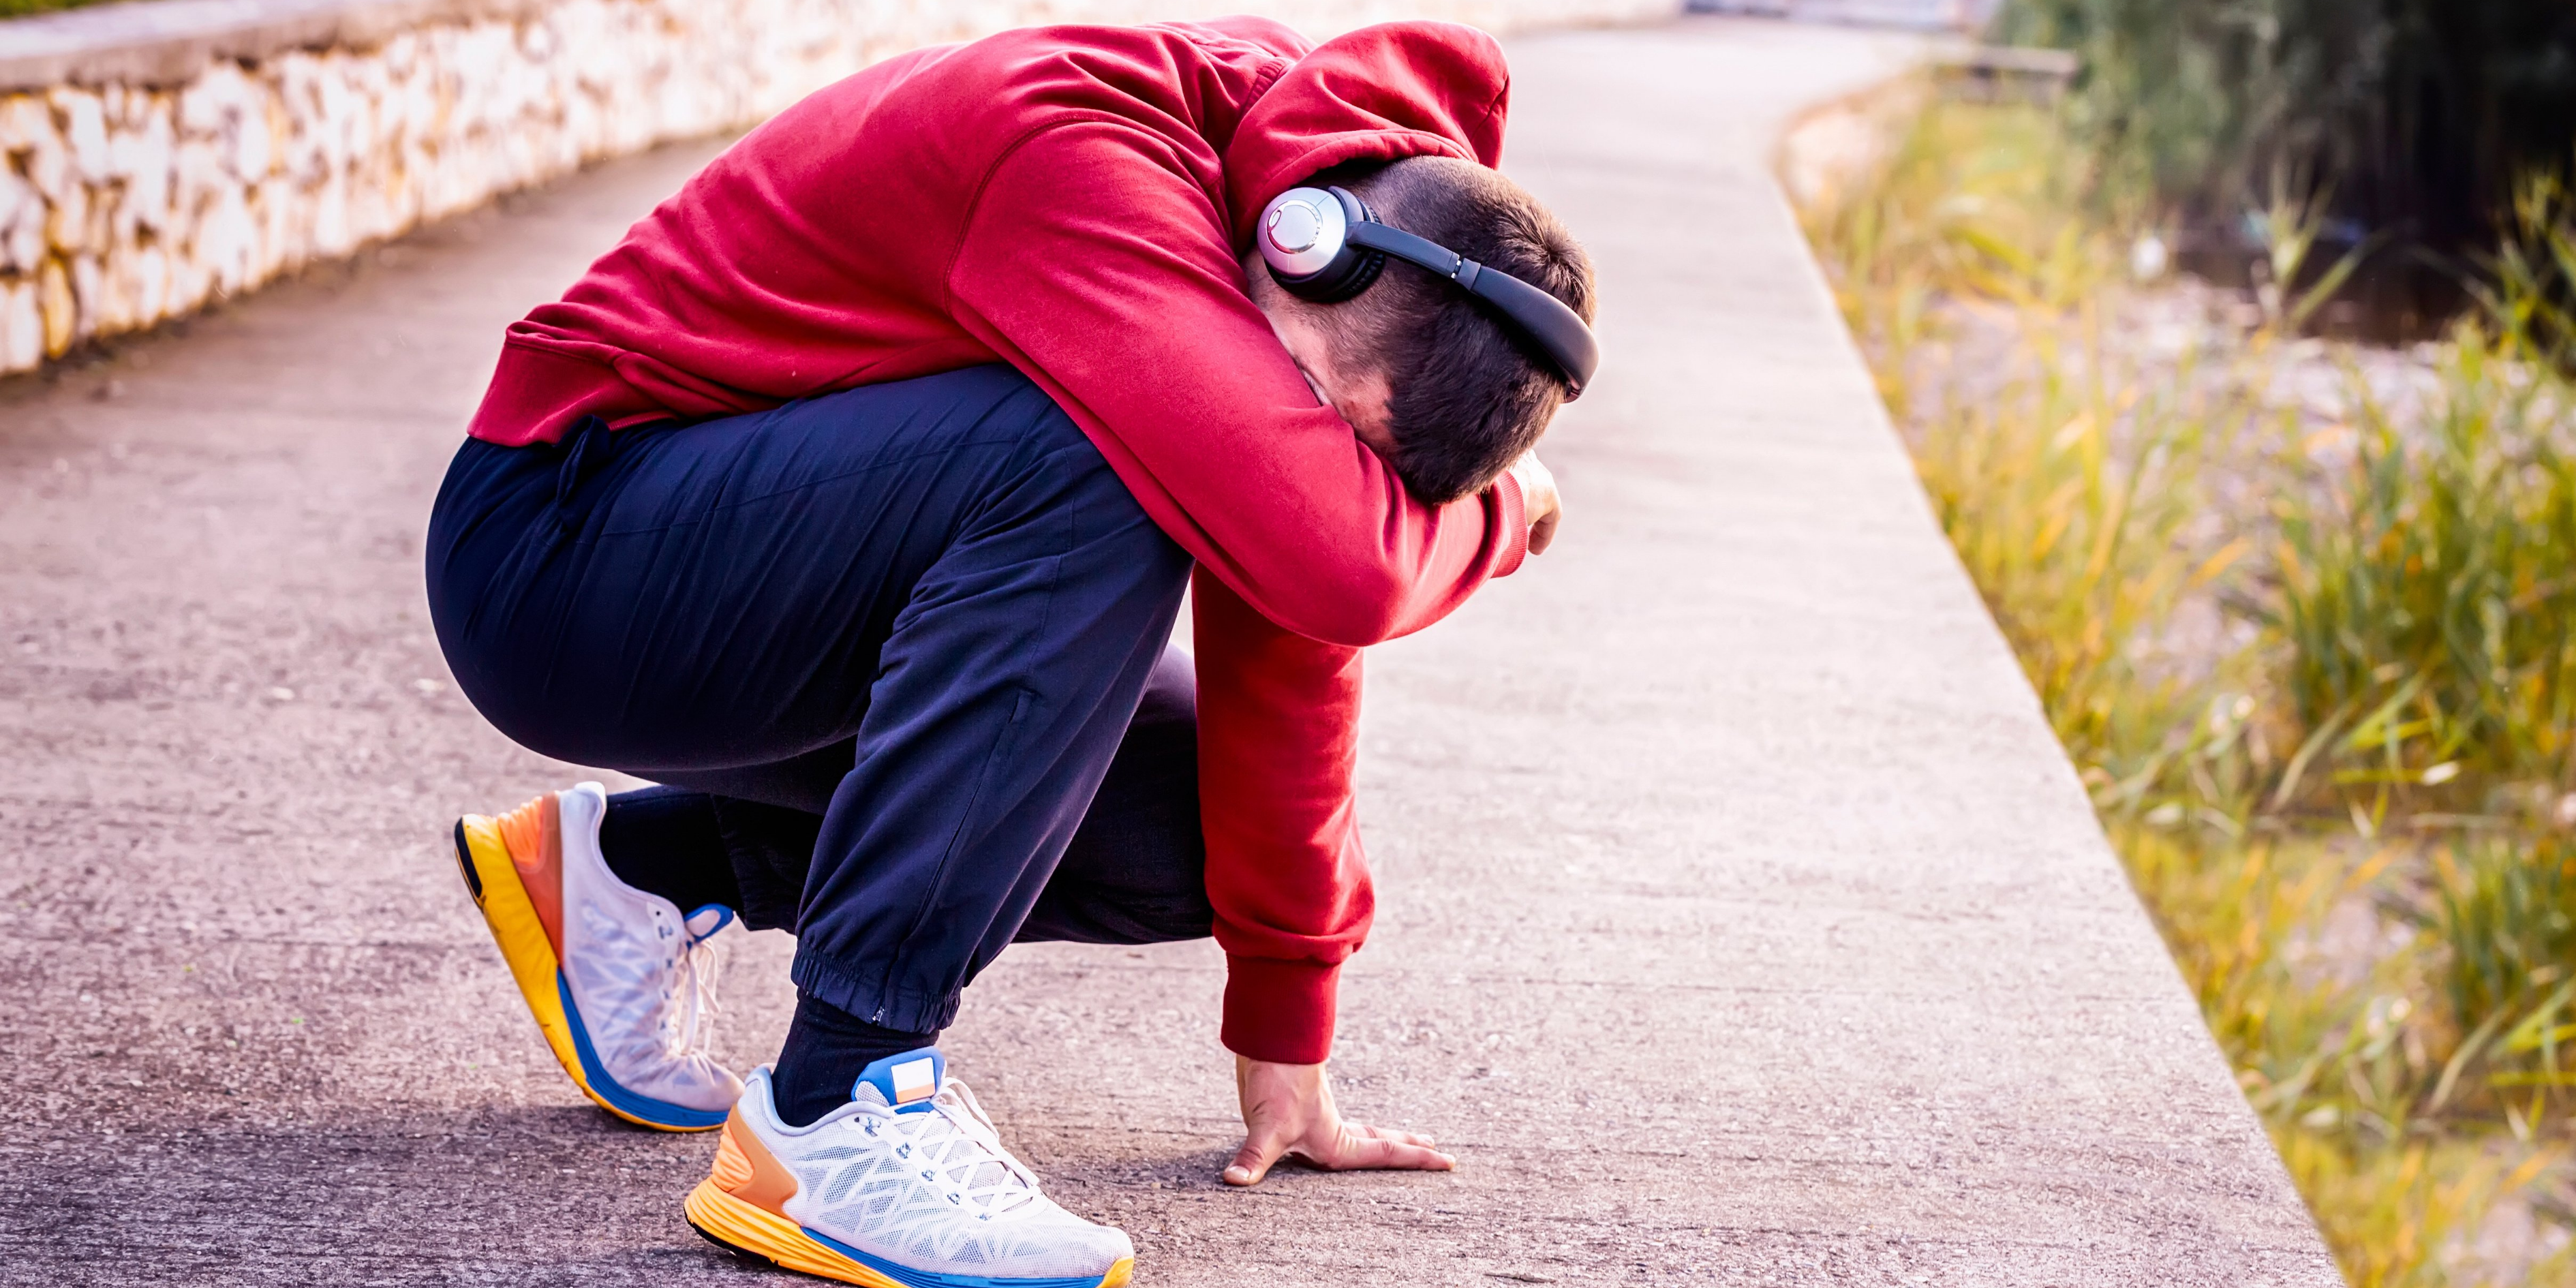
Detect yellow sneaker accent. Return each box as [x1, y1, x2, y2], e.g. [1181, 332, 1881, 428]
[452, 809, 716, 1133]
[684, 1182, 1135, 1288]
[686, 1178, 895, 1287]
[688, 1110, 883, 1283]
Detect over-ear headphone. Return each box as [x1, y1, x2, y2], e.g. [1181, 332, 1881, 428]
[1257, 185, 1599, 399]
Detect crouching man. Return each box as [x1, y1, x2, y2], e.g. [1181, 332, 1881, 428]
[425, 16, 1595, 1285]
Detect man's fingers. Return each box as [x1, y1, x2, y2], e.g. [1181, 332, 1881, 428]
[1356, 1122, 1439, 1148]
[1302, 1125, 1458, 1173]
[1506, 449, 1562, 557]
[1528, 508, 1560, 555]
[1323, 1135, 1457, 1172]
[1527, 485, 1562, 555]
[1222, 1129, 1291, 1187]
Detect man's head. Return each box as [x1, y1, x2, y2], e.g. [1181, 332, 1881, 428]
[1246, 157, 1596, 504]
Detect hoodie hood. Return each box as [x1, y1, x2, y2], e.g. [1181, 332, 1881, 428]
[1223, 22, 1511, 247]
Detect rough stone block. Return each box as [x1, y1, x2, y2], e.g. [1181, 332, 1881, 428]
[132, 243, 169, 325]
[52, 85, 111, 183]
[195, 182, 255, 292]
[44, 176, 87, 256]
[0, 93, 48, 151]
[17, 107, 70, 203]
[0, 275, 37, 372]
[168, 244, 210, 314]
[36, 255, 72, 357]
[67, 251, 100, 339]
[0, 170, 38, 274]
[115, 102, 179, 236]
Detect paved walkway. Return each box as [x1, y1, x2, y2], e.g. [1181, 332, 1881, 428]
[0, 18, 2337, 1287]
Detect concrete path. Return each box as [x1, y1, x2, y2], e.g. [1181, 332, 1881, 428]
[0, 18, 2338, 1287]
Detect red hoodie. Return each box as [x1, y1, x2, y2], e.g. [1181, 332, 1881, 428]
[465, 18, 1529, 1064]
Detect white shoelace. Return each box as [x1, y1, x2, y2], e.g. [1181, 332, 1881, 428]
[658, 917, 724, 1058]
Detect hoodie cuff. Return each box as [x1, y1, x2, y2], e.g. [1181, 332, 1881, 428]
[1490, 469, 1530, 579]
[1221, 955, 1340, 1064]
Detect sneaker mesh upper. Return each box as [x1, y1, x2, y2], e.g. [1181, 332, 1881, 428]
[752, 1069, 1133, 1279]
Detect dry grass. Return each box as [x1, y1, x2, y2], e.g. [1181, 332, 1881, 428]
[1797, 93, 2576, 1286]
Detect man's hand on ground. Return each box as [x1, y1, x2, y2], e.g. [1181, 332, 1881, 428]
[1507, 450, 1562, 555]
[1221, 1056, 1456, 1186]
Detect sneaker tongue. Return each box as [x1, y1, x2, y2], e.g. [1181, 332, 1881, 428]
[853, 1046, 944, 1113]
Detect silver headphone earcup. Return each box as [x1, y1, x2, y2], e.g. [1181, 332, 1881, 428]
[1259, 187, 1347, 279]
[1260, 185, 1385, 302]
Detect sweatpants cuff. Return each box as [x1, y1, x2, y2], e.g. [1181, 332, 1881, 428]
[790, 947, 963, 1037]
[1219, 955, 1340, 1065]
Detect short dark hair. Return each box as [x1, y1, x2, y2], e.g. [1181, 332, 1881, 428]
[1323, 156, 1596, 504]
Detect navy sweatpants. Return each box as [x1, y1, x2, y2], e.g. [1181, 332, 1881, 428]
[426, 366, 1209, 1037]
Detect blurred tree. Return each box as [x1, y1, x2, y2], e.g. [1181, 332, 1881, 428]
[1999, 0, 2576, 259]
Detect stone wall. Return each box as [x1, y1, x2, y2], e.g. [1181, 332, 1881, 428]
[0, 0, 1670, 376]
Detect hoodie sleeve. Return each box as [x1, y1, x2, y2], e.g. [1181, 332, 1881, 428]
[1189, 568, 1370, 1063]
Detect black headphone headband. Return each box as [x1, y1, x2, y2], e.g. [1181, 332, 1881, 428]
[1260, 186, 1599, 399]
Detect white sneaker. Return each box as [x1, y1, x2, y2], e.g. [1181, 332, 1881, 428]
[452, 780, 743, 1130]
[686, 1050, 1135, 1287]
